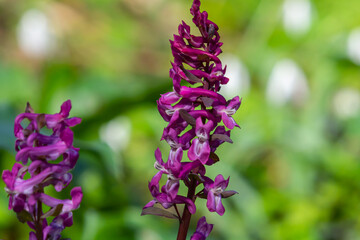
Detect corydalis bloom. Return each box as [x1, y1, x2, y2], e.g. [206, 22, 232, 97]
[2, 100, 82, 240]
[190, 217, 213, 240]
[204, 175, 237, 216]
[143, 1, 239, 239]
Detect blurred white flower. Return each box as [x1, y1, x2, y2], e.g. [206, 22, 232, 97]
[17, 9, 56, 58]
[333, 88, 360, 119]
[347, 28, 360, 65]
[220, 54, 250, 98]
[266, 59, 309, 106]
[100, 117, 132, 152]
[282, 0, 312, 36]
[137, 229, 161, 240]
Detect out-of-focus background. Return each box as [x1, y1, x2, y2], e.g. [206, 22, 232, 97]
[0, 0, 360, 239]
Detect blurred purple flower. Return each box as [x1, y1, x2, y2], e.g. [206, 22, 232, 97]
[190, 216, 213, 240]
[2, 100, 82, 239]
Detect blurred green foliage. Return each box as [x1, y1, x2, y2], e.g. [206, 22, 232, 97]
[0, 0, 360, 239]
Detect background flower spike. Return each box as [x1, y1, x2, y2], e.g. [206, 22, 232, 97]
[2, 100, 82, 240]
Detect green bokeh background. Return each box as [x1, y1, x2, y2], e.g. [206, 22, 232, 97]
[0, 0, 360, 239]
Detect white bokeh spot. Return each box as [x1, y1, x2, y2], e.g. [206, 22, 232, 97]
[333, 88, 360, 119]
[347, 28, 360, 66]
[266, 59, 309, 106]
[282, 0, 312, 36]
[220, 54, 250, 98]
[17, 9, 56, 58]
[100, 117, 132, 152]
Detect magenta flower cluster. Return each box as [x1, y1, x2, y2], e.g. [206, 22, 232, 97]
[2, 100, 83, 240]
[143, 0, 240, 239]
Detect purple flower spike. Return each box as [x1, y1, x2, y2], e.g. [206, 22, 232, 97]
[143, 0, 240, 239]
[190, 216, 213, 240]
[2, 100, 82, 239]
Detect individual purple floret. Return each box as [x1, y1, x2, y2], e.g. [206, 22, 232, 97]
[2, 100, 82, 240]
[204, 175, 238, 216]
[142, 0, 239, 239]
[190, 217, 213, 240]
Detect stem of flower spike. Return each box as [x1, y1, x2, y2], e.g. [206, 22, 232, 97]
[177, 177, 197, 240]
[35, 199, 43, 239]
[34, 138, 44, 240]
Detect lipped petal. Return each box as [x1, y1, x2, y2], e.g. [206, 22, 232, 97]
[64, 117, 81, 127]
[180, 86, 226, 104]
[13, 168, 53, 194]
[143, 200, 156, 210]
[149, 171, 163, 196]
[188, 138, 199, 161]
[190, 232, 205, 240]
[29, 232, 37, 240]
[12, 194, 26, 212]
[168, 110, 182, 127]
[175, 196, 196, 214]
[167, 148, 183, 172]
[227, 96, 241, 111]
[188, 139, 210, 164]
[179, 129, 195, 150]
[60, 100, 72, 118]
[213, 175, 229, 190]
[43, 212, 73, 240]
[221, 112, 237, 130]
[162, 128, 180, 148]
[37, 187, 82, 213]
[2, 163, 23, 190]
[159, 91, 181, 105]
[190, 216, 213, 240]
[154, 148, 164, 166]
[60, 128, 74, 147]
[195, 118, 214, 141]
[45, 114, 63, 129]
[206, 191, 216, 213]
[214, 195, 225, 216]
[70, 187, 83, 209]
[162, 179, 179, 201]
[16, 141, 68, 164]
